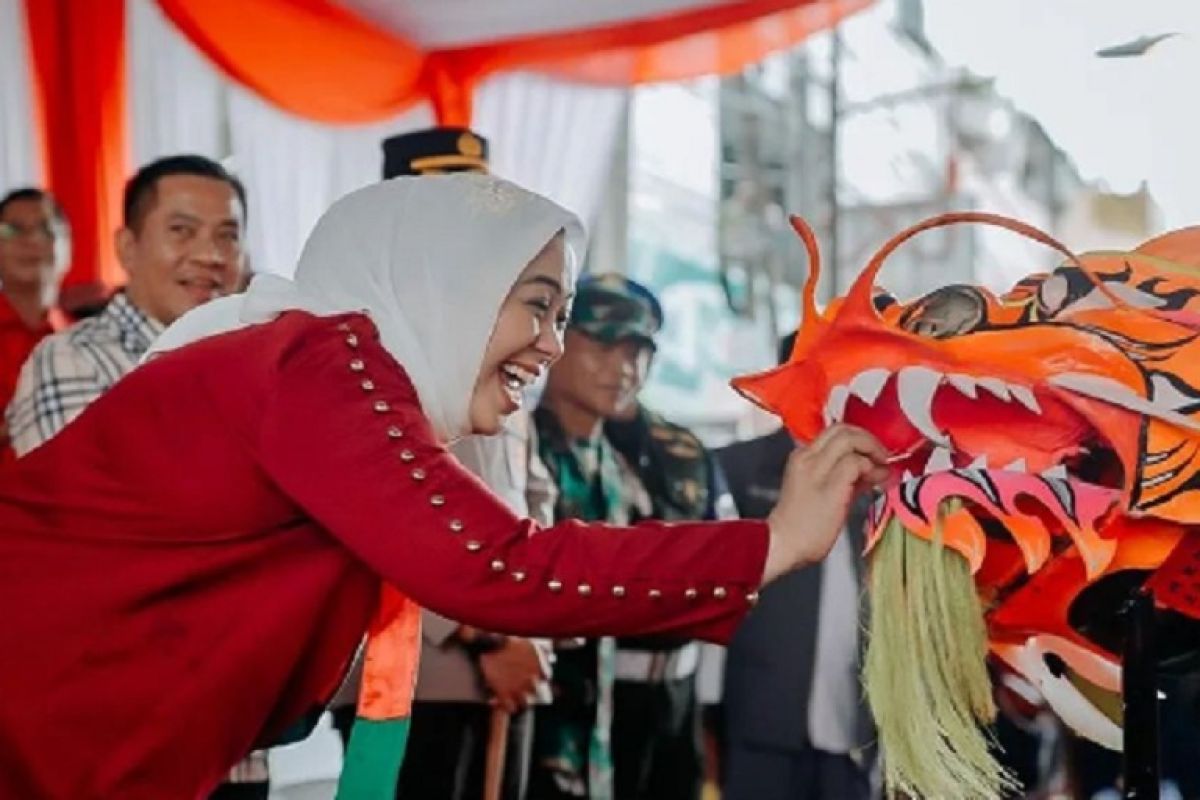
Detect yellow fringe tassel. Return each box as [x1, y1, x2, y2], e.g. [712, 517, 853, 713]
[863, 503, 1018, 799]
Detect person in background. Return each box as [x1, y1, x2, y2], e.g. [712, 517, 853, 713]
[714, 332, 875, 800]
[595, 274, 736, 800]
[5, 155, 247, 458]
[2, 156, 256, 799]
[0, 188, 68, 455]
[530, 274, 662, 799]
[531, 273, 731, 799]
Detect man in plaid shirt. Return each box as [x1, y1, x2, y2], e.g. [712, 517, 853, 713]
[3, 155, 262, 798]
[6, 155, 247, 456]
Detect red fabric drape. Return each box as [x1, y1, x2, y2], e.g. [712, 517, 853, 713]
[153, 0, 870, 125]
[24, 0, 129, 288]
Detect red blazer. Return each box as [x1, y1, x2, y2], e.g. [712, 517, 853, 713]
[0, 311, 768, 799]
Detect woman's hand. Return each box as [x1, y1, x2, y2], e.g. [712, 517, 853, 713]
[761, 424, 889, 585]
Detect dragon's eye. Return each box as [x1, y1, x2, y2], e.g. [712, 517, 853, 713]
[1038, 272, 1071, 316]
[900, 285, 985, 339]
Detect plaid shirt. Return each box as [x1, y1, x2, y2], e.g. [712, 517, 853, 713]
[2, 291, 271, 783]
[5, 292, 163, 457]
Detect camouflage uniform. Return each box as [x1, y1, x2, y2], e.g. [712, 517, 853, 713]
[605, 405, 732, 800]
[530, 406, 650, 800]
[556, 274, 733, 800]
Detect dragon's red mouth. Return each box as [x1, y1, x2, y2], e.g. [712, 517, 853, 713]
[822, 365, 1125, 576]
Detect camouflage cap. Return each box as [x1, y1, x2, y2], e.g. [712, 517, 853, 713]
[570, 273, 663, 347]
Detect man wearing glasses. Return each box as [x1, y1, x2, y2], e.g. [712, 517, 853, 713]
[0, 188, 68, 457]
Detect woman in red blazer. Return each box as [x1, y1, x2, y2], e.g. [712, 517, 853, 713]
[0, 175, 886, 799]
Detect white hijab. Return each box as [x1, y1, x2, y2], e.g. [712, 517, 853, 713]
[146, 174, 585, 441]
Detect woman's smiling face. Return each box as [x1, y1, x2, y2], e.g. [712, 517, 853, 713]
[469, 233, 573, 435]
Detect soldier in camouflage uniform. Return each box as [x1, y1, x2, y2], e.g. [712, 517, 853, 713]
[597, 281, 736, 800]
[532, 274, 732, 800]
[530, 274, 657, 799]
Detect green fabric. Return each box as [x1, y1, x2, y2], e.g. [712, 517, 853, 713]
[335, 716, 411, 800]
[533, 407, 634, 799]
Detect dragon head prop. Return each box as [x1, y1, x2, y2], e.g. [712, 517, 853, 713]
[733, 212, 1200, 797]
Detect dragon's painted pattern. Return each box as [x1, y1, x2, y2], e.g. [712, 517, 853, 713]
[734, 213, 1200, 752]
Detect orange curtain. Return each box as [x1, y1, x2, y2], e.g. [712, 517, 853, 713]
[548, 0, 874, 84]
[154, 0, 425, 125]
[153, 0, 869, 126]
[24, 0, 129, 288]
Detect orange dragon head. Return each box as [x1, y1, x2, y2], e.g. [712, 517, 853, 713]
[734, 213, 1200, 791]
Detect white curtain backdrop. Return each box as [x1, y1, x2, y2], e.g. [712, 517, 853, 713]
[336, 0, 726, 48]
[0, 0, 41, 191]
[475, 71, 626, 232]
[126, 0, 628, 277]
[128, 0, 225, 165]
[224, 89, 432, 276]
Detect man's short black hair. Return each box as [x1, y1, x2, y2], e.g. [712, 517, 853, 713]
[777, 330, 797, 366]
[122, 155, 247, 233]
[0, 187, 64, 223]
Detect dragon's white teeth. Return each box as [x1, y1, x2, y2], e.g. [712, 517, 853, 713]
[1042, 464, 1069, 480]
[870, 494, 887, 525]
[1009, 384, 1041, 414]
[902, 469, 916, 483]
[947, 374, 978, 399]
[848, 368, 891, 407]
[897, 366, 950, 446]
[924, 446, 954, 474]
[978, 377, 1012, 402]
[969, 454, 989, 470]
[1003, 458, 1028, 473]
[823, 385, 851, 426]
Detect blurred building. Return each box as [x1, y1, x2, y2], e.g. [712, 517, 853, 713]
[1059, 183, 1164, 252]
[613, 0, 1156, 441]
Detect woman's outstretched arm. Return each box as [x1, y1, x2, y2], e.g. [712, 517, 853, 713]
[256, 315, 768, 643]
